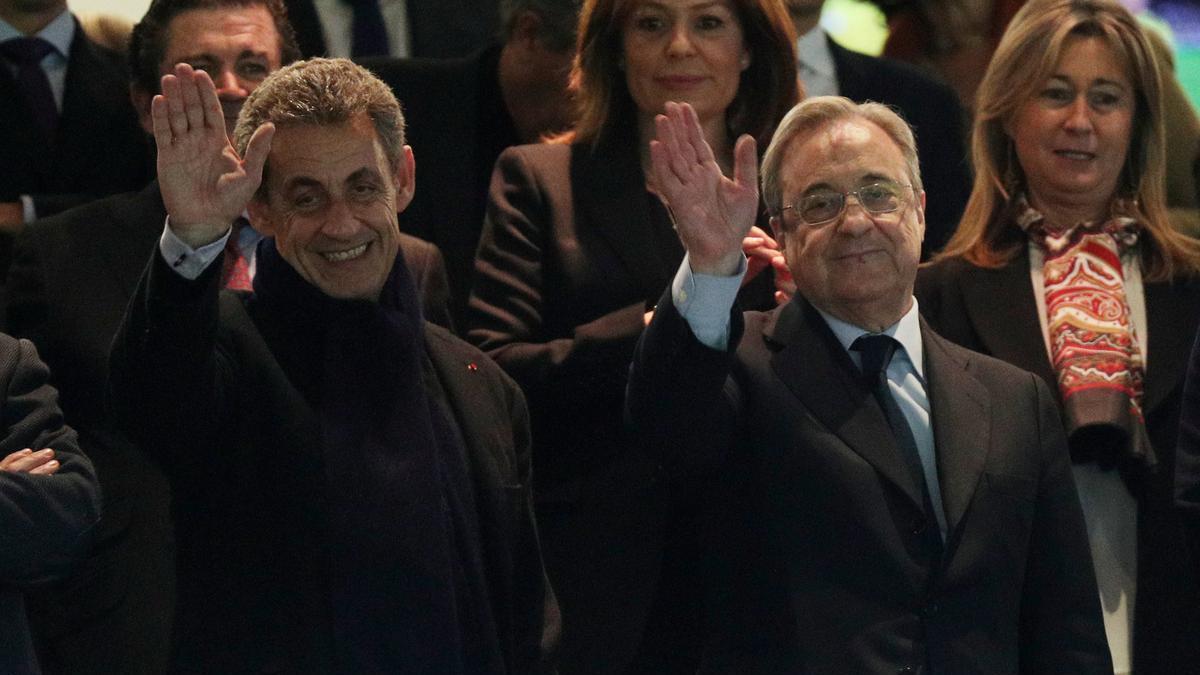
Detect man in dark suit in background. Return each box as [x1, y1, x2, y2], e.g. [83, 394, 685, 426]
[0, 335, 101, 675]
[362, 0, 579, 326]
[285, 0, 499, 59]
[626, 98, 1111, 673]
[784, 0, 970, 259]
[109, 57, 554, 673]
[0, 0, 150, 239]
[5, 1, 451, 672]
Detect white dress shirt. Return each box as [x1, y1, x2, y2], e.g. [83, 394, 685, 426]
[159, 217, 262, 281]
[795, 27, 839, 99]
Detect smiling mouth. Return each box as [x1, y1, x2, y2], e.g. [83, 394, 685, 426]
[322, 243, 369, 262]
[1054, 150, 1096, 161]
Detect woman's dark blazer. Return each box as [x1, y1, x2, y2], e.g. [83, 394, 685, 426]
[916, 246, 1200, 674]
[467, 136, 772, 674]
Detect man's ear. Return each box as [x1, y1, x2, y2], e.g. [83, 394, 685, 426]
[915, 189, 927, 241]
[246, 196, 274, 236]
[393, 145, 416, 212]
[769, 215, 786, 245]
[131, 84, 155, 136]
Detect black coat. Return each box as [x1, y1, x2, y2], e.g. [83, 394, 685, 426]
[0, 334, 101, 675]
[626, 292, 1112, 674]
[284, 0, 499, 59]
[917, 250, 1200, 674]
[4, 183, 454, 674]
[109, 251, 552, 673]
[0, 18, 150, 218]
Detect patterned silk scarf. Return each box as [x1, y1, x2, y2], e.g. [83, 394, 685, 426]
[1016, 196, 1155, 470]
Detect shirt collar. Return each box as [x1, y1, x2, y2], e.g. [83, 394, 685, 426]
[817, 298, 925, 379]
[796, 27, 835, 80]
[0, 9, 74, 57]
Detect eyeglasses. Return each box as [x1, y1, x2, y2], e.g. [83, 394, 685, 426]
[781, 181, 914, 226]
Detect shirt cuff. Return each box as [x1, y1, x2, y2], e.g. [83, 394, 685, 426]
[671, 252, 746, 350]
[159, 218, 232, 280]
[20, 195, 35, 224]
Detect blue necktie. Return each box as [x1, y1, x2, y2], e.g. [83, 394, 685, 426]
[0, 37, 59, 141]
[342, 0, 390, 57]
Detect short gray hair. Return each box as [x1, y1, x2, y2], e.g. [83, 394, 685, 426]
[761, 96, 922, 224]
[234, 58, 405, 196]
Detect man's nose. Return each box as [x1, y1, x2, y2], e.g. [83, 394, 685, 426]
[835, 196, 874, 236]
[322, 198, 362, 237]
[213, 69, 249, 99]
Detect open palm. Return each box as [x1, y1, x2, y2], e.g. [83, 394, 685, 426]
[152, 63, 274, 247]
[649, 102, 758, 276]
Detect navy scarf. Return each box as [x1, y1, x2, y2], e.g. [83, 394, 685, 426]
[250, 240, 502, 673]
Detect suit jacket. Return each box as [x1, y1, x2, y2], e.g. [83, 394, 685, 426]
[284, 0, 498, 60]
[108, 251, 552, 673]
[2, 182, 453, 674]
[0, 18, 150, 219]
[0, 334, 101, 675]
[830, 39, 971, 260]
[916, 251, 1200, 674]
[625, 292, 1112, 674]
[467, 140, 775, 674]
[361, 46, 520, 327]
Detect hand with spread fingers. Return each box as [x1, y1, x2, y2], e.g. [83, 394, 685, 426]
[152, 62, 275, 249]
[649, 101, 758, 277]
[0, 448, 59, 475]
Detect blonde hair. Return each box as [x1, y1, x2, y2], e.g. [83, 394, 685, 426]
[761, 96, 922, 229]
[935, 0, 1200, 280]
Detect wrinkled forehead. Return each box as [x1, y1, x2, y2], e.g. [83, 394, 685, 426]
[780, 119, 909, 196]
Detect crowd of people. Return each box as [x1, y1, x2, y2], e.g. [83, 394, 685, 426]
[1, 0, 1199, 673]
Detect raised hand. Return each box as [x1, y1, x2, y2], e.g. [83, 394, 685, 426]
[649, 101, 758, 276]
[153, 63, 275, 248]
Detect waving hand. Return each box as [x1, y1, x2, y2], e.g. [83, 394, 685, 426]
[152, 63, 275, 248]
[649, 101, 758, 277]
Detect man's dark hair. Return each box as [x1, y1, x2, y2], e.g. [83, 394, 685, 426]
[129, 0, 302, 95]
[499, 0, 582, 53]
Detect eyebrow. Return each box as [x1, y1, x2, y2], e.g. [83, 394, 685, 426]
[1048, 74, 1129, 90]
[176, 49, 271, 64]
[800, 173, 896, 195]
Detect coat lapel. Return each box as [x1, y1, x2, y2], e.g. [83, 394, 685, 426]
[957, 251, 1059, 395]
[922, 323, 990, 547]
[1144, 277, 1200, 416]
[572, 140, 679, 298]
[764, 299, 926, 511]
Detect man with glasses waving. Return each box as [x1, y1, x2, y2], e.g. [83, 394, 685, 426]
[626, 97, 1112, 674]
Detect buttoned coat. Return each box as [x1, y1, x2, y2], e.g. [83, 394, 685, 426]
[625, 292, 1112, 674]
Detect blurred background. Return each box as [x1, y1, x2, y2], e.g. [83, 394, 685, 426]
[75, 0, 1199, 108]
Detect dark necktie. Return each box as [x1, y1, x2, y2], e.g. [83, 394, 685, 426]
[852, 334, 943, 553]
[0, 37, 59, 141]
[342, 0, 390, 57]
